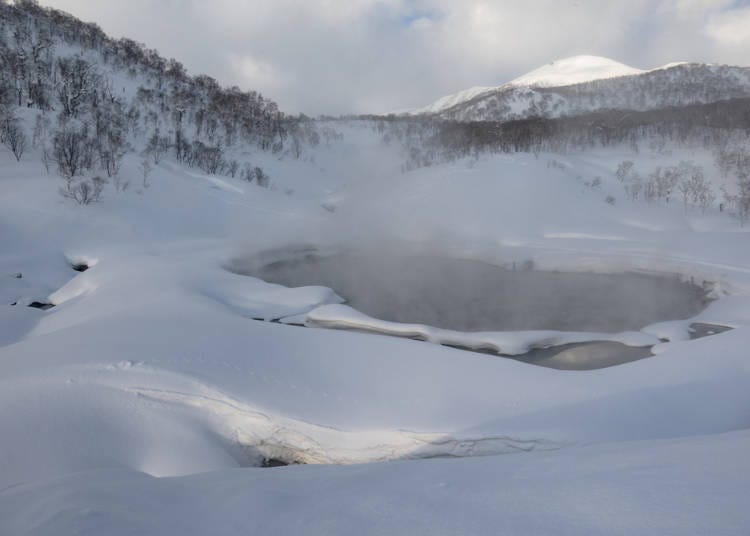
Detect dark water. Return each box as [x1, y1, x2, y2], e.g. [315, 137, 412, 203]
[689, 323, 732, 339]
[249, 253, 707, 333]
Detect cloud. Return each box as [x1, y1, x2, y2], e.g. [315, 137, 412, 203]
[706, 6, 750, 45]
[39, 0, 750, 115]
[228, 54, 287, 93]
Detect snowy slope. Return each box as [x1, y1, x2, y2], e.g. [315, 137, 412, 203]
[3, 430, 749, 536]
[407, 85, 498, 115]
[508, 55, 645, 87]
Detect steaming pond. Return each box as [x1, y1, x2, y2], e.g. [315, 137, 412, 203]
[239, 252, 719, 369]
[253, 253, 707, 332]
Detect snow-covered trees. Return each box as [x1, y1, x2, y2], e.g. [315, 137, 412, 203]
[55, 57, 101, 118]
[0, 0, 319, 178]
[719, 162, 750, 225]
[651, 166, 679, 203]
[615, 161, 633, 182]
[714, 147, 750, 223]
[722, 174, 750, 225]
[614, 160, 644, 201]
[615, 160, 715, 212]
[737, 174, 750, 225]
[676, 161, 714, 212]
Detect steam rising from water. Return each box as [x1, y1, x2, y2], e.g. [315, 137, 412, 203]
[241, 250, 707, 333]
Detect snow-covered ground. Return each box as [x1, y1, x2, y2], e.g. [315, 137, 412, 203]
[1, 125, 749, 534]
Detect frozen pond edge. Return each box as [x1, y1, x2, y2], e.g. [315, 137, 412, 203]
[227, 246, 736, 370]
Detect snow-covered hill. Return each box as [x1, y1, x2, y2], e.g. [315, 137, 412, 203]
[0, 1, 322, 198]
[508, 55, 645, 88]
[406, 55, 750, 121]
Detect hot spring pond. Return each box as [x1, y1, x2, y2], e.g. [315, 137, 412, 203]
[251, 253, 707, 332]
[235, 251, 721, 369]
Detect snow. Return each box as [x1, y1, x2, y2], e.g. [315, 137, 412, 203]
[407, 85, 498, 115]
[305, 303, 660, 355]
[508, 55, 645, 88]
[1, 125, 750, 533]
[2, 430, 749, 536]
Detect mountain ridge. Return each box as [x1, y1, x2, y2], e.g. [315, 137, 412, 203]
[405, 56, 749, 120]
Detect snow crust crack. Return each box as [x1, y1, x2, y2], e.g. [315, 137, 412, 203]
[128, 384, 563, 466]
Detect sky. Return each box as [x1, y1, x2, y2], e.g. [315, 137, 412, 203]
[39, 0, 750, 116]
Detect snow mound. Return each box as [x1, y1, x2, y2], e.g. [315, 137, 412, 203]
[509, 55, 645, 88]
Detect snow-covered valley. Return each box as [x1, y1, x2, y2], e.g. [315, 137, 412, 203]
[2, 125, 750, 533]
[1, 2, 750, 534]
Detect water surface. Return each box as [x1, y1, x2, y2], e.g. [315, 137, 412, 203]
[252, 253, 707, 333]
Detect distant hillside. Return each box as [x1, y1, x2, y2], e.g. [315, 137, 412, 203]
[406, 56, 750, 122]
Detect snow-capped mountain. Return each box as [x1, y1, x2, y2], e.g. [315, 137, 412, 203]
[407, 55, 750, 121]
[507, 55, 645, 88]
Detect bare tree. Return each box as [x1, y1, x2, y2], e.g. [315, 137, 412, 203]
[140, 159, 152, 188]
[144, 128, 170, 164]
[643, 173, 658, 204]
[41, 143, 52, 173]
[60, 175, 107, 205]
[52, 124, 90, 180]
[657, 166, 679, 203]
[2, 118, 27, 161]
[254, 166, 270, 187]
[226, 159, 239, 178]
[696, 181, 716, 213]
[99, 143, 126, 178]
[735, 172, 750, 226]
[242, 162, 255, 182]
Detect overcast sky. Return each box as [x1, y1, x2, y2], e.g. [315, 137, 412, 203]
[40, 0, 750, 115]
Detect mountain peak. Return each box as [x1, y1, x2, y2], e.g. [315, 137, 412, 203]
[508, 56, 645, 88]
